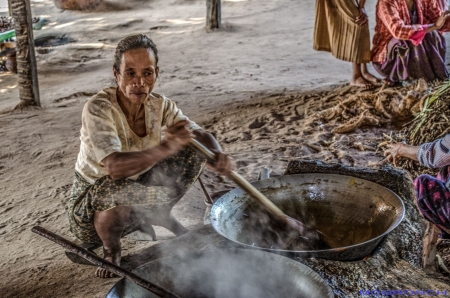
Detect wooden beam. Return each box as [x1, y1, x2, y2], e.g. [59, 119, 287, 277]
[10, 0, 40, 107]
[7, 0, 12, 16]
[206, 0, 221, 30]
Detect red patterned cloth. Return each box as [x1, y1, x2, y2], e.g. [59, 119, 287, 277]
[437, 0, 448, 11]
[415, 166, 450, 236]
[415, 134, 450, 237]
[371, 0, 450, 63]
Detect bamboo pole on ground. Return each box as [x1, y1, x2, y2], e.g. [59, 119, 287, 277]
[10, 0, 40, 107]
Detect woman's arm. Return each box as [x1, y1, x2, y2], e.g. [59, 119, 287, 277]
[417, 135, 450, 168]
[425, 0, 450, 32]
[378, 0, 425, 40]
[103, 121, 192, 180]
[425, 12, 450, 32]
[384, 135, 450, 168]
[384, 143, 420, 166]
[193, 129, 232, 176]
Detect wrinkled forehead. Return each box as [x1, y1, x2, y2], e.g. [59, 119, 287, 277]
[120, 48, 157, 69]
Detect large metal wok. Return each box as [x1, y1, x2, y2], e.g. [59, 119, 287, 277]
[210, 173, 405, 260]
[106, 248, 333, 298]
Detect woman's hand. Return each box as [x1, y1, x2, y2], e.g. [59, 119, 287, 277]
[207, 150, 233, 177]
[355, 8, 368, 26]
[435, 11, 450, 29]
[384, 143, 405, 166]
[164, 120, 192, 153]
[384, 142, 419, 167]
[192, 129, 233, 176]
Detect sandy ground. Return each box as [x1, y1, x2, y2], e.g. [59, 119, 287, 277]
[1, 0, 450, 297]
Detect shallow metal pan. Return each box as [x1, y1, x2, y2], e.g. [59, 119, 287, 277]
[210, 173, 405, 261]
[106, 248, 333, 298]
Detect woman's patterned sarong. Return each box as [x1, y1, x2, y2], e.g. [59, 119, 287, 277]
[68, 147, 206, 244]
[373, 31, 448, 83]
[414, 166, 450, 238]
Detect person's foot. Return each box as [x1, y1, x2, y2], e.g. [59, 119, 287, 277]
[95, 247, 121, 278]
[362, 72, 382, 85]
[350, 76, 374, 90]
[162, 214, 189, 236]
[136, 206, 189, 236]
[382, 78, 396, 87]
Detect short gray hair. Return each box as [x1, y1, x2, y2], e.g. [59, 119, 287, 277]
[113, 34, 159, 73]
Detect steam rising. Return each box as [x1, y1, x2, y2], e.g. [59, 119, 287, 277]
[114, 249, 332, 298]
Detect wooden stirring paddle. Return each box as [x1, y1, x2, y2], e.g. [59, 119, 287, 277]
[189, 139, 321, 249]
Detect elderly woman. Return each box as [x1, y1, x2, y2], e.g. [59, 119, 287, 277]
[372, 0, 450, 84]
[68, 34, 231, 278]
[384, 135, 450, 240]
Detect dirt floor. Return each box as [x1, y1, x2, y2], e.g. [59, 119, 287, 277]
[1, 0, 450, 297]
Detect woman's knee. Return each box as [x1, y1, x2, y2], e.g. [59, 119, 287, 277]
[94, 206, 132, 227]
[414, 174, 433, 189]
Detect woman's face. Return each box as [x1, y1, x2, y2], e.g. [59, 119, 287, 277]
[114, 48, 159, 104]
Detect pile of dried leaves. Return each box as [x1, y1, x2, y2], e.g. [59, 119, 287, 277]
[380, 80, 450, 177]
[318, 79, 431, 134]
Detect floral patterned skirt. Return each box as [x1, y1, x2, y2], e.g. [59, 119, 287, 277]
[414, 166, 450, 238]
[68, 147, 206, 243]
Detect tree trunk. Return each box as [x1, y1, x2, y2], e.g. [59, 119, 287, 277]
[10, 0, 40, 108]
[206, 0, 221, 30]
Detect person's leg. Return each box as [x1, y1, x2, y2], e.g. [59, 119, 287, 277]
[135, 147, 206, 235]
[372, 37, 412, 85]
[93, 206, 132, 278]
[350, 62, 374, 90]
[70, 175, 176, 278]
[414, 174, 450, 235]
[434, 166, 450, 239]
[360, 63, 381, 85]
[414, 172, 450, 272]
[133, 204, 189, 236]
[416, 31, 448, 82]
[375, 32, 449, 85]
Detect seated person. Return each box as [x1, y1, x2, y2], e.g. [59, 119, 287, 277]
[384, 135, 450, 240]
[371, 0, 450, 84]
[68, 34, 231, 278]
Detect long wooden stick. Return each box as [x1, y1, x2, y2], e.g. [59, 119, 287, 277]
[189, 139, 286, 219]
[198, 176, 214, 205]
[31, 226, 180, 298]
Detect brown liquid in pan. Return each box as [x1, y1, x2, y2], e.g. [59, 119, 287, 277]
[236, 199, 383, 251]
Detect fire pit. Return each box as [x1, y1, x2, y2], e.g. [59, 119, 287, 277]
[106, 248, 333, 298]
[210, 173, 405, 260]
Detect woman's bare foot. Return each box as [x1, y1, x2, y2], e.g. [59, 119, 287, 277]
[135, 205, 189, 236]
[95, 247, 121, 278]
[362, 72, 381, 85]
[382, 78, 396, 87]
[350, 76, 374, 90]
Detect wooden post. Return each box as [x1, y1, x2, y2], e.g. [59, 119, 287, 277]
[206, 0, 221, 30]
[10, 0, 40, 107]
[8, 0, 12, 16]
